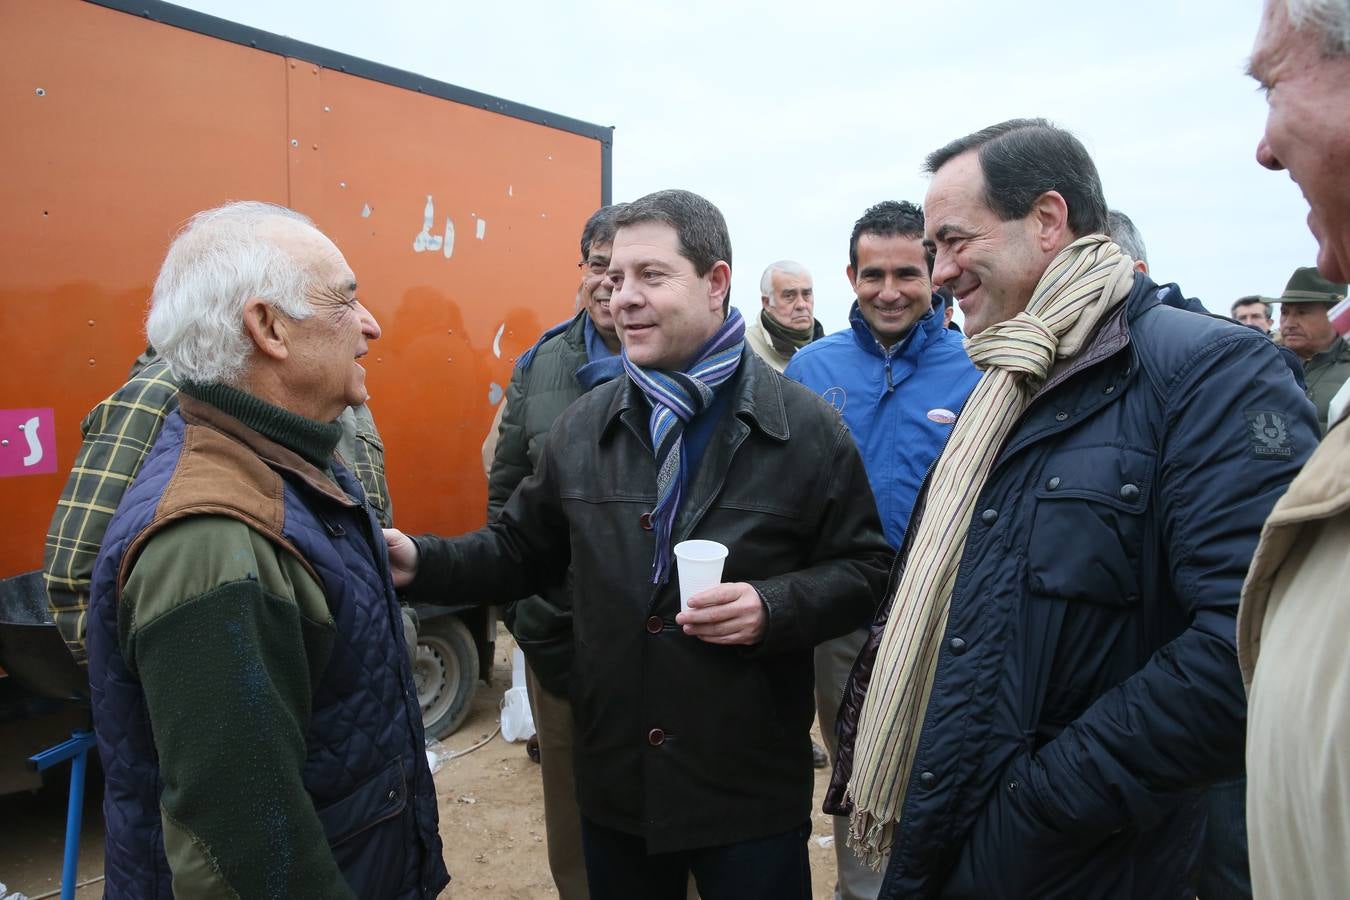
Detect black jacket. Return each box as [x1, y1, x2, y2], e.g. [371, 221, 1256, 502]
[413, 349, 891, 851]
[827, 278, 1319, 899]
[487, 311, 593, 696]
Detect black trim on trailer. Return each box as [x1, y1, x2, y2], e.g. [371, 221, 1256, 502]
[84, 0, 615, 202]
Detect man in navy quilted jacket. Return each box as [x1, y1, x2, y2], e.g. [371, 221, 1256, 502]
[86, 201, 447, 900]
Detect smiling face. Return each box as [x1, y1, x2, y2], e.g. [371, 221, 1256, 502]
[607, 221, 728, 370]
[268, 219, 381, 421]
[1250, 2, 1350, 282]
[924, 151, 1055, 337]
[847, 233, 932, 347]
[763, 270, 815, 330]
[580, 239, 618, 346]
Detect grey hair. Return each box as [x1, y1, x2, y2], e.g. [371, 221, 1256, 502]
[1287, 0, 1350, 54]
[1106, 209, 1149, 266]
[146, 201, 318, 386]
[759, 260, 811, 299]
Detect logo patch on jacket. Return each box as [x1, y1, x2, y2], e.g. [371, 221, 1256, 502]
[1244, 410, 1293, 459]
[822, 387, 847, 413]
[926, 408, 956, 425]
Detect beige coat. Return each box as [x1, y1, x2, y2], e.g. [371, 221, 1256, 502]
[744, 318, 793, 372]
[1238, 417, 1350, 899]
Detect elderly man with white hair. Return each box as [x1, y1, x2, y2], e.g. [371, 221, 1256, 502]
[85, 201, 448, 900]
[745, 259, 824, 371]
[1240, 1, 1350, 897]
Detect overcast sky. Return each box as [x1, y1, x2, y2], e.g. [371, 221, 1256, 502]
[174, 0, 1315, 333]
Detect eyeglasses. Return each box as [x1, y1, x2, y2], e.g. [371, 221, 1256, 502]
[578, 258, 609, 276]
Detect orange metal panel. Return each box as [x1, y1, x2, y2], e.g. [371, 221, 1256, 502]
[310, 66, 601, 536]
[0, 0, 605, 577]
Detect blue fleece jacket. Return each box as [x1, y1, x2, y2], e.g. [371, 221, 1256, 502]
[786, 301, 980, 549]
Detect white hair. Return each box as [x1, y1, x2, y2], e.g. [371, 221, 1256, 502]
[146, 201, 318, 385]
[1288, 0, 1350, 54]
[759, 260, 811, 300]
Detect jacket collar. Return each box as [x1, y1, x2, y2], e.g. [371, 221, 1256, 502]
[846, 297, 942, 362]
[601, 348, 790, 447]
[1309, 334, 1350, 364]
[178, 393, 355, 508]
[1029, 272, 1173, 399]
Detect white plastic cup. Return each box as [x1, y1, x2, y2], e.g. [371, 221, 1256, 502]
[674, 540, 728, 613]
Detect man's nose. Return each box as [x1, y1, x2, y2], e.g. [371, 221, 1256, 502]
[1256, 134, 1284, 171]
[357, 300, 382, 340]
[611, 278, 638, 310]
[932, 250, 958, 289]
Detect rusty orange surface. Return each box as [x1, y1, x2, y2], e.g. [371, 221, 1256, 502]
[0, 0, 605, 578]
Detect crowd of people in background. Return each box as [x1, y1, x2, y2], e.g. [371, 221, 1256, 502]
[36, 0, 1350, 897]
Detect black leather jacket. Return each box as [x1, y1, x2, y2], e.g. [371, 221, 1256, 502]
[412, 349, 891, 851]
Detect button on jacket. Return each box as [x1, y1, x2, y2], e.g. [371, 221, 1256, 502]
[411, 350, 892, 852]
[827, 278, 1319, 899]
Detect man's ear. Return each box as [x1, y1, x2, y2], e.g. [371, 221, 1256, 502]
[845, 264, 857, 287]
[707, 260, 731, 311]
[242, 297, 289, 361]
[1030, 190, 1072, 252]
[760, 294, 773, 311]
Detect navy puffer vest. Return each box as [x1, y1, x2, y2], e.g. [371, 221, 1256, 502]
[87, 408, 447, 898]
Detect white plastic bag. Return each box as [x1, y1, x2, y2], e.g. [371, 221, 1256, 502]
[499, 648, 535, 742]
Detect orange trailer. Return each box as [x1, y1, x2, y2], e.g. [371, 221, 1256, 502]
[0, 0, 613, 748]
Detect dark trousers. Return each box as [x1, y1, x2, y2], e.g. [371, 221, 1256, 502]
[580, 817, 812, 900]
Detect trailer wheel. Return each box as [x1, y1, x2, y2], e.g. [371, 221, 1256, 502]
[414, 616, 479, 740]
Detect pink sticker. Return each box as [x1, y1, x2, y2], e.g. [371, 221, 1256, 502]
[0, 408, 57, 478]
[927, 408, 956, 425]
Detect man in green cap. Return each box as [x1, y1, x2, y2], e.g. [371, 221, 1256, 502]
[1270, 265, 1350, 431]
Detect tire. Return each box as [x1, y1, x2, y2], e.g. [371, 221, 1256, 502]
[414, 616, 479, 740]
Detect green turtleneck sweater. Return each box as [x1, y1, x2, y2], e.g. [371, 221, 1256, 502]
[119, 386, 359, 900]
[180, 381, 344, 468]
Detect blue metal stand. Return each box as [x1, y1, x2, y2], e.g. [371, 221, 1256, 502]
[29, 730, 97, 900]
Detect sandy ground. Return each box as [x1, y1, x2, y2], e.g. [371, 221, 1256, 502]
[0, 624, 846, 898]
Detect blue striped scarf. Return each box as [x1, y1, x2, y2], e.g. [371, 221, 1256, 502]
[622, 307, 746, 584]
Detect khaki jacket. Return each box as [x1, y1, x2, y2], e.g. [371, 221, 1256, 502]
[1238, 418, 1350, 899]
[743, 317, 793, 372]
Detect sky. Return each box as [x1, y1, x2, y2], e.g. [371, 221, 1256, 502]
[173, 0, 1317, 334]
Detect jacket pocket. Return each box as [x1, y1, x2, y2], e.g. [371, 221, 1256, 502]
[315, 758, 408, 846]
[316, 759, 413, 898]
[1025, 445, 1155, 606]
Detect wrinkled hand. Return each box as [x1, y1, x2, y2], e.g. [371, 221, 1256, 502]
[675, 582, 766, 645]
[383, 528, 420, 589]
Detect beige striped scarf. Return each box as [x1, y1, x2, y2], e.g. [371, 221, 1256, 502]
[845, 234, 1137, 867]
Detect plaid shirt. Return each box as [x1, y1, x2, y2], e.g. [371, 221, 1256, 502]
[43, 358, 393, 663]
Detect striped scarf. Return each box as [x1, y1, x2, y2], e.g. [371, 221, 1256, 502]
[846, 235, 1136, 867]
[623, 307, 746, 584]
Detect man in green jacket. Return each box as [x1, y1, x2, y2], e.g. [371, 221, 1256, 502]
[1270, 266, 1350, 431]
[485, 203, 625, 900]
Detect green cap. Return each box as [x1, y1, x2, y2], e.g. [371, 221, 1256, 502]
[1267, 266, 1347, 304]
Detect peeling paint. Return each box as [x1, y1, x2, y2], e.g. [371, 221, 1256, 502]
[492, 323, 505, 358]
[488, 382, 504, 405]
[443, 219, 455, 259]
[476, 219, 487, 240]
[413, 195, 443, 253]
[362, 204, 372, 218]
[507, 185, 513, 197]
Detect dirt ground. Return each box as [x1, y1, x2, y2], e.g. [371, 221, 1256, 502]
[0, 624, 846, 898]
